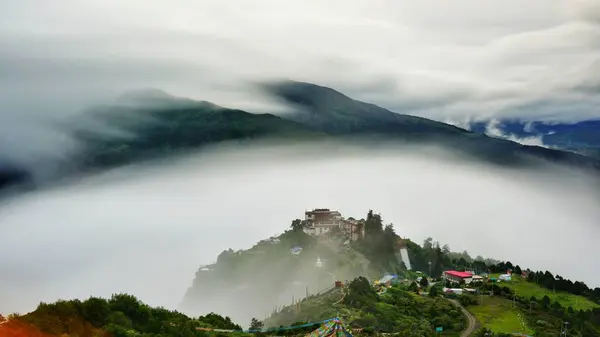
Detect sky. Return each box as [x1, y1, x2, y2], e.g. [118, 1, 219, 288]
[1, 0, 599, 123]
[1, 142, 599, 316]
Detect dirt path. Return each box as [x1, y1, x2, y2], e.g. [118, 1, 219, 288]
[449, 299, 478, 337]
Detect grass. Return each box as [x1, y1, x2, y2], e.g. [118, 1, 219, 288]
[468, 296, 533, 335]
[490, 274, 599, 311]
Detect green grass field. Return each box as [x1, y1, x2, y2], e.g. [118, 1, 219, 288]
[468, 296, 533, 335]
[490, 274, 598, 311]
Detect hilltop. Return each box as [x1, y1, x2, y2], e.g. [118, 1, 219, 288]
[181, 208, 600, 336]
[180, 209, 431, 324]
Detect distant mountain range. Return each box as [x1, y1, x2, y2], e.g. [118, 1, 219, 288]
[467, 119, 600, 159]
[2, 80, 600, 195]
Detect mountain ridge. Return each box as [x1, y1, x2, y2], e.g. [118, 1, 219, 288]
[1, 80, 599, 197]
[467, 118, 600, 159]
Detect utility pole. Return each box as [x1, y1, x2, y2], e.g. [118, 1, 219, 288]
[560, 321, 569, 336]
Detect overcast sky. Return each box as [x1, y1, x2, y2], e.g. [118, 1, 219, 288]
[1, 143, 599, 316]
[1, 0, 599, 124]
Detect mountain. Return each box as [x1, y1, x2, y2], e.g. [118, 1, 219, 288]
[67, 81, 600, 174]
[468, 119, 600, 159]
[263, 81, 600, 170]
[2, 81, 600, 196]
[72, 96, 322, 171]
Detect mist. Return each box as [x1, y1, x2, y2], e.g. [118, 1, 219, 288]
[1, 141, 599, 319]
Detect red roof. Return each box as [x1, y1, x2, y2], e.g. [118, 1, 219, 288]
[444, 271, 473, 278]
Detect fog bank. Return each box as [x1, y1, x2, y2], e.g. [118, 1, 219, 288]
[0, 142, 599, 317]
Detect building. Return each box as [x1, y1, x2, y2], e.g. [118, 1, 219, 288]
[377, 274, 400, 287]
[341, 218, 365, 241]
[471, 275, 484, 283]
[302, 208, 365, 241]
[303, 208, 343, 236]
[442, 270, 474, 284]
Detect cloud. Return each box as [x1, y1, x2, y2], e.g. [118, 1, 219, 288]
[1, 0, 599, 122]
[0, 142, 599, 320]
[484, 119, 548, 147]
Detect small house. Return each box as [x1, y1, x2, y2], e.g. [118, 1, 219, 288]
[443, 271, 474, 284]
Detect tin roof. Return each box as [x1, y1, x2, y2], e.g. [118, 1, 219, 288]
[444, 271, 473, 278]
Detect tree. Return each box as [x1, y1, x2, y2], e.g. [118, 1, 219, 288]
[514, 265, 522, 275]
[82, 297, 111, 327]
[429, 285, 439, 297]
[249, 318, 263, 331]
[290, 219, 304, 232]
[475, 328, 493, 336]
[542, 295, 551, 308]
[423, 237, 433, 251]
[408, 281, 420, 293]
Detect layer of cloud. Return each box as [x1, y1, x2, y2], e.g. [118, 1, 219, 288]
[0, 142, 599, 317]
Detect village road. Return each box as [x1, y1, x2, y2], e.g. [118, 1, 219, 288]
[449, 299, 478, 337]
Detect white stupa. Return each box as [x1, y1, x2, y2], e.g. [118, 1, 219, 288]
[315, 256, 324, 268]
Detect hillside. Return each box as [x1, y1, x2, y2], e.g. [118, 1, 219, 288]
[262, 259, 600, 337]
[459, 278, 600, 336]
[3, 81, 600, 196]
[178, 226, 382, 326]
[77, 81, 600, 173]
[263, 81, 600, 170]
[0, 293, 248, 337]
[178, 209, 459, 326]
[72, 97, 324, 170]
[264, 277, 466, 336]
[181, 208, 600, 336]
[489, 273, 598, 311]
[179, 208, 600, 336]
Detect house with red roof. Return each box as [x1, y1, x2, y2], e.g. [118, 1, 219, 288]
[443, 270, 474, 284]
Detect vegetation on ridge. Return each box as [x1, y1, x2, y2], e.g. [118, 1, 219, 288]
[264, 277, 466, 336]
[0, 294, 245, 337]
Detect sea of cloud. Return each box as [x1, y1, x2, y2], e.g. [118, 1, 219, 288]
[0, 142, 598, 316]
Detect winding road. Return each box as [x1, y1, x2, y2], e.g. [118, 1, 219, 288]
[449, 299, 478, 337]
